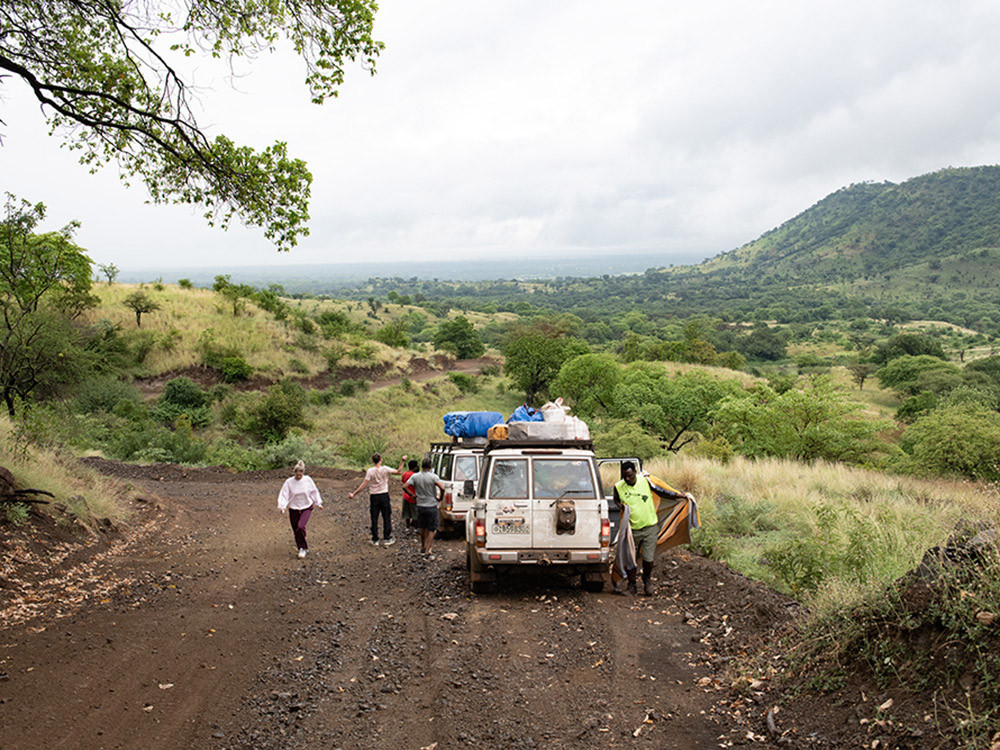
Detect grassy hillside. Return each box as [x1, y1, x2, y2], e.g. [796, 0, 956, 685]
[698, 166, 1000, 285]
[81, 283, 490, 380]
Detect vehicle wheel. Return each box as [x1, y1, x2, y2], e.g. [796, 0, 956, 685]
[468, 544, 495, 594]
[581, 576, 605, 593]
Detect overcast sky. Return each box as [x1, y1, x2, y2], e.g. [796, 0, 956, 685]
[3, 1, 1000, 272]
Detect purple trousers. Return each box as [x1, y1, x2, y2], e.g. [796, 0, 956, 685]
[288, 506, 313, 550]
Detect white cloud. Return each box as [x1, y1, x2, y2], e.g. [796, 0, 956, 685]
[3, 0, 1000, 270]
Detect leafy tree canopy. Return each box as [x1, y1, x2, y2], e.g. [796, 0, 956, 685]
[1, 0, 382, 250]
[433, 316, 484, 360]
[0, 195, 97, 414]
[875, 355, 959, 396]
[502, 325, 587, 403]
[871, 333, 947, 364]
[901, 403, 1000, 481]
[713, 377, 887, 464]
[553, 352, 621, 420]
[610, 365, 744, 452]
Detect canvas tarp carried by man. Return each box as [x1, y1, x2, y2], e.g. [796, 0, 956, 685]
[611, 475, 700, 585]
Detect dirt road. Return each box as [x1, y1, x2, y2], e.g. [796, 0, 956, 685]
[0, 463, 794, 749]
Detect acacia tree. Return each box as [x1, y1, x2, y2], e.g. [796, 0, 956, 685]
[0, 1, 382, 250]
[0, 194, 96, 415]
[123, 290, 160, 327]
[98, 263, 119, 285]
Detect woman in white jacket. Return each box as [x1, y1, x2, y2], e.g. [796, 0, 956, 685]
[278, 461, 323, 559]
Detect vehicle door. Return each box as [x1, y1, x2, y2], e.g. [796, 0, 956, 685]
[450, 453, 479, 511]
[435, 451, 453, 502]
[530, 457, 601, 549]
[595, 457, 643, 541]
[483, 457, 531, 548]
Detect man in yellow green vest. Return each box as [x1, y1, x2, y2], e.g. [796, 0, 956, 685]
[613, 461, 689, 596]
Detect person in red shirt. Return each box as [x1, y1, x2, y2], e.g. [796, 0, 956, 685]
[400, 459, 419, 530]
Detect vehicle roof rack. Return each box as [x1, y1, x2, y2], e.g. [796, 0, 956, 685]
[485, 438, 594, 452]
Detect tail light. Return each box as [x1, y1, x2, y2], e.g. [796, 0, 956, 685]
[445, 492, 453, 510]
[600, 519, 610, 547]
[475, 518, 486, 548]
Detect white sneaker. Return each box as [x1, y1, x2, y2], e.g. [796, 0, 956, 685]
[370, 539, 379, 547]
[297, 549, 307, 559]
[383, 537, 396, 547]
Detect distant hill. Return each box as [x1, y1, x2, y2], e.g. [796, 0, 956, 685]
[117, 252, 701, 291]
[692, 165, 1000, 286]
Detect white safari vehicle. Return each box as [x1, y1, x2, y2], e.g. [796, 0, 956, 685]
[465, 438, 614, 593]
[429, 440, 484, 532]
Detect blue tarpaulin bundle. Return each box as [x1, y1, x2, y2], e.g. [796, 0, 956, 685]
[443, 411, 505, 438]
[508, 404, 544, 423]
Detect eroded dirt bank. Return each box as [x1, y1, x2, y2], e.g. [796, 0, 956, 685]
[0, 461, 795, 749]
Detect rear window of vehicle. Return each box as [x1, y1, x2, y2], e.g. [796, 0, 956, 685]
[454, 455, 478, 482]
[488, 459, 528, 498]
[532, 458, 596, 498]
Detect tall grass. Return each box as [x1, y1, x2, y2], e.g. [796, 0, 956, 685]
[645, 453, 999, 612]
[0, 415, 129, 523]
[84, 284, 319, 375]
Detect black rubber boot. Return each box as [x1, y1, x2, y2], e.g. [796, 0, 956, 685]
[642, 561, 655, 596]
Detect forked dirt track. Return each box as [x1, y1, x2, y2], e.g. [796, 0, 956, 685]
[0, 462, 796, 749]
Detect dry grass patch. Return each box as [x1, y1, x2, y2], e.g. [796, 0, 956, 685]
[0, 416, 129, 524]
[645, 453, 998, 612]
[84, 284, 330, 376]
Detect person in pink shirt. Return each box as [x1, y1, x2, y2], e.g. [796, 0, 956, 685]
[349, 452, 407, 546]
[277, 460, 323, 559]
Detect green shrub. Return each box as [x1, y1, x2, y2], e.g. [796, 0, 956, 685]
[239, 383, 307, 443]
[690, 436, 735, 463]
[159, 327, 182, 352]
[341, 432, 389, 467]
[217, 355, 253, 383]
[207, 383, 234, 403]
[203, 438, 267, 471]
[289, 358, 309, 374]
[197, 330, 253, 381]
[691, 525, 735, 559]
[105, 415, 207, 464]
[259, 433, 337, 469]
[177, 278, 193, 289]
[901, 404, 1000, 480]
[127, 330, 159, 364]
[374, 320, 410, 348]
[346, 342, 376, 362]
[713, 496, 778, 536]
[153, 376, 211, 427]
[308, 387, 341, 406]
[74, 377, 141, 414]
[162, 377, 208, 408]
[338, 379, 368, 397]
[4, 502, 30, 526]
[448, 372, 479, 393]
[766, 537, 831, 597]
[480, 363, 501, 378]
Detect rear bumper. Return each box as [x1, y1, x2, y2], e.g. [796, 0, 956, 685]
[473, 549, 609, 565]
[440, 508, 470, 524]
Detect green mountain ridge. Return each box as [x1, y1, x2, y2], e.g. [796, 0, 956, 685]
[694, 165, 1000, 285]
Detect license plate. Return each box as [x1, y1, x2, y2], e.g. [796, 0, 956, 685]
[492, 517, 528, 534]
